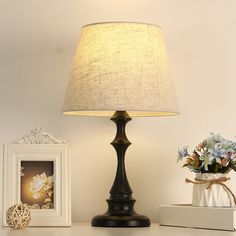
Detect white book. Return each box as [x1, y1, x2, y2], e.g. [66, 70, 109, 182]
[159, 204, 236, 231]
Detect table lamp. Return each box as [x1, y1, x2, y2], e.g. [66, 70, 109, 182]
[63, 22, 179, 227]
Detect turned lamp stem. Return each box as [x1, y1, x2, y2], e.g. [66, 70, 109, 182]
[91, 111, 150, 227]
[110, 111, 132, 201]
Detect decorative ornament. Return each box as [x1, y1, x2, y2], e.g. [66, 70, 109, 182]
[6, 203, 31, 229]
[13, 127, 66, 144]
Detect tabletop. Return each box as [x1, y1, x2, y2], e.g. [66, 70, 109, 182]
[0, 223, 236, 236]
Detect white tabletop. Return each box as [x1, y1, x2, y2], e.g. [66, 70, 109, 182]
[0, 223, 235, 236]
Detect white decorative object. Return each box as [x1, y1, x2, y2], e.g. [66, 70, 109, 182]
[6, 203, 31, 229]
[192, 173, 233, 207]
[14, 127, 66, 144]
[3, 143, 71, 226]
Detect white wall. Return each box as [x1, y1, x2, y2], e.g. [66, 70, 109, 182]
[1, 0, 236, 223]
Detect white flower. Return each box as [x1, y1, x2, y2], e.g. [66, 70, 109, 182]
[29, 173, 53, 200]
[200, 154, 214, 171]
[42, 203, 53, 209]
[44, 198, 51, 203]
[28, 204, 40, 209]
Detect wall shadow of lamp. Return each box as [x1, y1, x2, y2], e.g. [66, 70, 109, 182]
[62, 22, 179, 227]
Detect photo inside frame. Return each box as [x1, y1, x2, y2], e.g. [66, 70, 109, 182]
[21, 161, 54, 209]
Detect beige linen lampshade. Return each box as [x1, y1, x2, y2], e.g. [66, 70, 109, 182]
[63, 22, 179, 116]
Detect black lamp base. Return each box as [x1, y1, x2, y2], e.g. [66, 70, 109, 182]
[91, 111, 150, 227]
[92, 214, 150, 227]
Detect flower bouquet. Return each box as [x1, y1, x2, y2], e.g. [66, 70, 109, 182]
[178, 133, 236, 207]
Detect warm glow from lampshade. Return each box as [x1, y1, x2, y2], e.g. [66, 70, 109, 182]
[63, 22, 179, 117]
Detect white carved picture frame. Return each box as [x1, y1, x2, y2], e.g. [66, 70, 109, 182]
[2, 128, 71, 227]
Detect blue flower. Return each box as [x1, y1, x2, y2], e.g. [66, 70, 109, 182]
[209, 143, 226, 158]
[177, 146, 189, 162]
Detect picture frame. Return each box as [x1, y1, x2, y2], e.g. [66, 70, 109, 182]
[2, 128, 71, 226]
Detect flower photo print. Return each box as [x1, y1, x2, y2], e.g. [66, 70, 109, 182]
[21, 161, 54, 209]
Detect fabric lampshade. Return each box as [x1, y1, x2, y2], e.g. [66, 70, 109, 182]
[63, 22, 179, 117]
